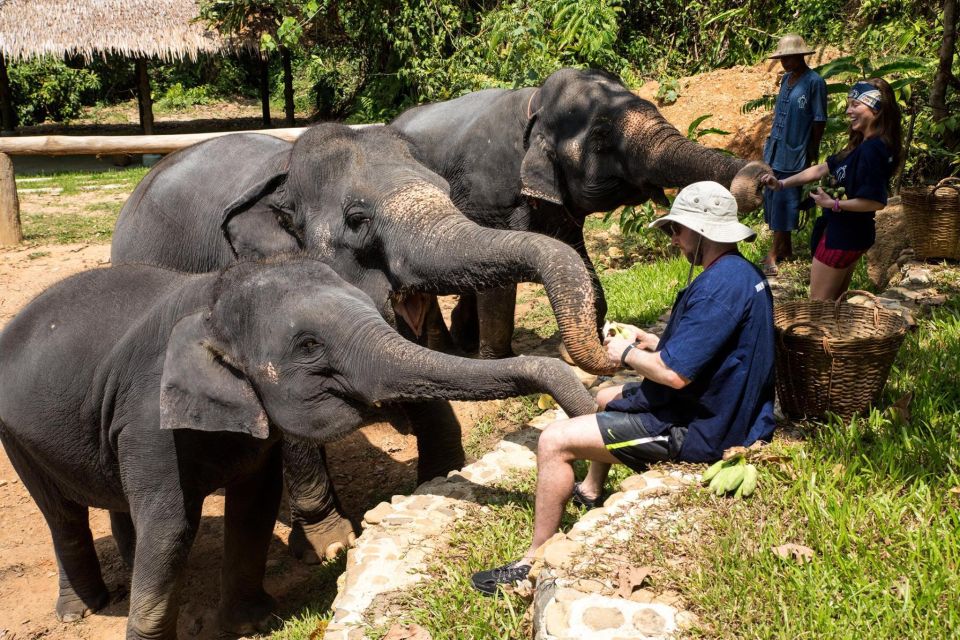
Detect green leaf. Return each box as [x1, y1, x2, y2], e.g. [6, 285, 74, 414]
[687, 113, 714, 137]
[740, 95, 775, 114]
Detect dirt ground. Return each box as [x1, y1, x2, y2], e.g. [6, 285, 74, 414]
[0, 57, 814, 638]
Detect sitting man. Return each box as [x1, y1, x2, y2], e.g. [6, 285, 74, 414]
[471, 181, 776, 595]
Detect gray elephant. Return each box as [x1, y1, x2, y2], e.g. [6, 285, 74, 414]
[110, 123, 617, 563]
[0, 257, 595, 639]
[391, 67, 770, 358]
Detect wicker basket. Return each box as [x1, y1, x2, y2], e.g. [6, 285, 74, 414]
[901, 177, 960, 260]
[774, 291, 907, 421]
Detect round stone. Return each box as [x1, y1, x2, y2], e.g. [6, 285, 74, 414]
[544, 601, 569, 636]
[582, 606, 624, 631]
[632, 608, 666, 635]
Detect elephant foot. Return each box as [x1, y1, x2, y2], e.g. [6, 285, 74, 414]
[56, 585, 109, 623]
[478, 344, 516, 360]
[219, 589, 277, 635]
[288, 516, 357, 565]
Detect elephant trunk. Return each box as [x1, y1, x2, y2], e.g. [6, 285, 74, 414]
[621, 103, 769, 213]
[384, 185, 619, 375]
[358, 320, 598, 418]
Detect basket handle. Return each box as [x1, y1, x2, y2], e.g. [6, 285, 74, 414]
[835, 289, 881, 328]
[934, 176, 960, 192]
[781, 321, 834, 356]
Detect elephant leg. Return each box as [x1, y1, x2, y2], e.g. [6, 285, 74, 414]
[404, 401, 465, 483]
[450, 292, 479, 353]
[126, 494, 201, 640]
[110, 511, 136, 568]
[283, 438, 357, 565]
[476, 285, 517, 359]
[219, 446, 282, 635]
[0, 431, 108, 622]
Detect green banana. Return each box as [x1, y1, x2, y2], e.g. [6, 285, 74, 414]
[709, 466, 730, 495]
[739, 464, 758, 497]
[701, 459, 726, 483]
[723, 463, 746, 494]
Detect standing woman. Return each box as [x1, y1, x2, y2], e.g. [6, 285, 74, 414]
[761, 78, 902, 300]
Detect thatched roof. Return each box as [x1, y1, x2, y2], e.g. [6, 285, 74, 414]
[0, 0, 231, 63]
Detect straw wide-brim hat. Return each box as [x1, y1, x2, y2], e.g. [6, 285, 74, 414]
[649, 181, 756, 243]
[768, 34, 815, 59]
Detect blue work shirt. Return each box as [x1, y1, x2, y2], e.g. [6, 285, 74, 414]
[764, 69, 828, 173]
[605, 254, 776, 462]
[812, 137, 895, 251]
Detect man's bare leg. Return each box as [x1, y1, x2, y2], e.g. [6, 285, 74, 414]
[571, 384, 625, 503]
[520, 414, 622, 562]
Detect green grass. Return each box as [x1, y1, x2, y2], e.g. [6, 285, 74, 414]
[600, 255, 692, 325]
[22, 211, 117, 244]
[20, 166, 148, 196]
[643, 298, 960, 638]
[16, 167, 148, 243]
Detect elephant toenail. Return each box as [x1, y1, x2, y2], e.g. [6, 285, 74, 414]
[325, 542, 345, 559]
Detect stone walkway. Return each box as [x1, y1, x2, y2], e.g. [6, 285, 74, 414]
[323, 359, 701, 640]
[324, 255, 957, 640]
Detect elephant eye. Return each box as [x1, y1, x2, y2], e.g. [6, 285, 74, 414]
[344, 203, 370, 230]
[297, 336, 323, 354]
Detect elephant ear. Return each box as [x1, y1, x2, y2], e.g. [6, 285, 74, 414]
[160, 311, 270, 439]
[222, 171, 303, 260]
[520, 128, 563, 206]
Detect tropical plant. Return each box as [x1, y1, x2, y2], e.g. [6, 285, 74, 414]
[7, 58, 100, 126]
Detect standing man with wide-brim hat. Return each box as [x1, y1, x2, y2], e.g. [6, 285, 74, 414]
[761, 34, 828, 277]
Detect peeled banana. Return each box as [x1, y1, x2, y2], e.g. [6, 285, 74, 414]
[603, 321, 632, 340]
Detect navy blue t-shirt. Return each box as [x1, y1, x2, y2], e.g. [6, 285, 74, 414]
[605, 254, 776, 462]
[812, 137, 895, 251]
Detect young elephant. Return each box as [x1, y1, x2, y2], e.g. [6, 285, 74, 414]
[0, 257, 596, 639]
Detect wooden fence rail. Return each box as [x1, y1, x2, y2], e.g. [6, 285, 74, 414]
[0, 125, 379, 246]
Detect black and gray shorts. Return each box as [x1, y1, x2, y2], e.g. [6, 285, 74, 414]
[596, 411, 687, 473]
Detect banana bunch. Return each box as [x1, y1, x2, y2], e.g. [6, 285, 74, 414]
[804, 175, 846, 201]
[701, 454, 758, 498]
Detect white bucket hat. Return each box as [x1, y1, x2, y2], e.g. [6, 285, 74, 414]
[648, 181, 757, 243]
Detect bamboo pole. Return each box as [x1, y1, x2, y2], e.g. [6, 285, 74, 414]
[0, 124, 378, 244]
[0, 153, 21, 246]
[0, 127, 314, 156]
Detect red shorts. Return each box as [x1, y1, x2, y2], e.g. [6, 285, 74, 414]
[814, 234, 866, 269]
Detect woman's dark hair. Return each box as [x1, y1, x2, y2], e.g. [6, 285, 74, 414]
[842, 77, 903, 168]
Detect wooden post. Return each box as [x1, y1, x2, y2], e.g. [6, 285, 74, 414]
[0, 152, 22, 246]
[135, 58, 155, 136]
[281, 46, 295, 126]
[0, 53, 16, 134]
[259, 51, 272, 128]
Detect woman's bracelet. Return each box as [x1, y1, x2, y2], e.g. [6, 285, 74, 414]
[832, 198, 841, 212]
